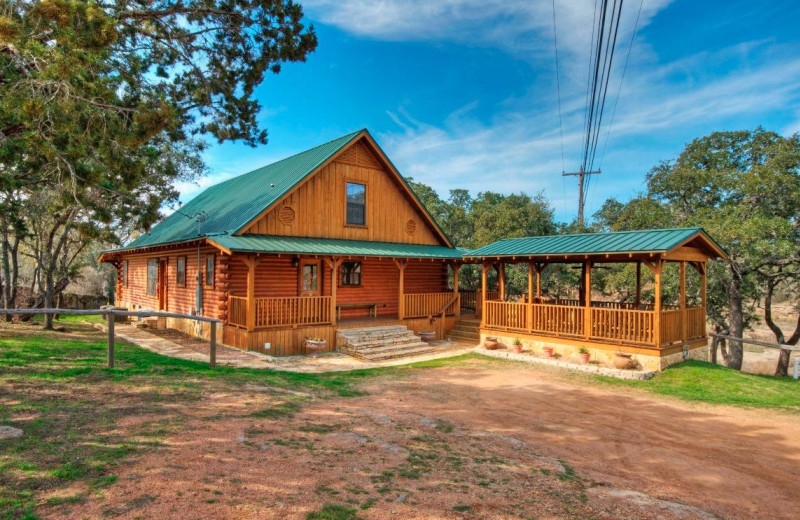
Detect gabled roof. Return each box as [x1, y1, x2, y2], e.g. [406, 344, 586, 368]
[467, 228, 726, 260]
[123, 130, 363, 250]
[209, 235, 465, 259]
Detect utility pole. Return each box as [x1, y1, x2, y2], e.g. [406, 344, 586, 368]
[562, 166, 600, 226]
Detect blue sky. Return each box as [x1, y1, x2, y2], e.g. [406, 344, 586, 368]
[176, 0, 800, 223]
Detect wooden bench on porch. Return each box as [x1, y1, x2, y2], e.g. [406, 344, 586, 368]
[336, 302, 379, 320]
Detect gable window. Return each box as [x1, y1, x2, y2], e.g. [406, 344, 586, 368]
[205, 255, 214, 287]
[146, 259, 158, 297]
[340, 261, 362, 287]
[122, 260, 128, 287]
[346, 182, 366, 226]
[176, 256, 186, 287]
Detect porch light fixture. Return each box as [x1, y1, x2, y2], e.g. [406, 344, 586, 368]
[292, 257, 299, 267]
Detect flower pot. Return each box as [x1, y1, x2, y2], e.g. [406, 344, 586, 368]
[305, 339, 327, 357]
[542, 346, 554, 358]
[613, 353, 634, 370]
[513, 344, 523, 353]
[579, 352, 591, 364]
[484, 337, 499, 350]
[420, 331, 436, 343]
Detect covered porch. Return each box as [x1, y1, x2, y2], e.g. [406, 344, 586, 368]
[467, 228, 726, 369]
[212, 235, 467, 354]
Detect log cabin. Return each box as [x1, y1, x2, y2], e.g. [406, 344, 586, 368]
[99, 129, 469, 357]
[100, 128, 727, 369]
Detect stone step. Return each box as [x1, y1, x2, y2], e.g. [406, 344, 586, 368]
[349, 340, 431, 356]
[339, 325, 438, 361]
[359, 344, 438, 361]
[346, 335, 423, 350]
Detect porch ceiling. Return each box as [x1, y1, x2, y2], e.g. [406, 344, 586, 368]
[208, 234, 466, 259]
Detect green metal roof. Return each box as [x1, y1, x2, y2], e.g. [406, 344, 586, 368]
[123, 130, 364, 250]
[210, 235, 465, 259]
[467, 228, 725, 258]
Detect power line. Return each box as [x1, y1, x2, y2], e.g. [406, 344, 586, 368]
[551, 0, 565, 173]
[599, 0, 644, 170]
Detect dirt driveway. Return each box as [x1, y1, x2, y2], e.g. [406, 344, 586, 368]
[47, 360, 800, 519]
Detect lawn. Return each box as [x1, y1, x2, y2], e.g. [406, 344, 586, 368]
[2, 320, 798, 519]
[597, 359, 800, 411]
[0, 320, 375, 520]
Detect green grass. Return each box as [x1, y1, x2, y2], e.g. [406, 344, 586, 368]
[0, 323, 389, 520]
[306, 503, 360, 520]
[596, 360, 800, 411]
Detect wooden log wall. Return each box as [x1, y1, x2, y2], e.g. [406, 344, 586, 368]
[227, 254, 449, 320]
[116, 246, 227, 320]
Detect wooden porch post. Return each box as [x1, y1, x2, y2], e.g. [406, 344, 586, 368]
[527, 262, 534, 331]
[535, 263, 543, 298]
[583, 261, 592, 339]
[680, 261, 687, 342]
[635, 261, 642, 306]
[654, 260, 663, 348]
[452, 263, 461, 317]
[700, 262, 707, 333]
[394, 259, 408, 320]
[498, 263, 506, 301]
[244, 255, 257, 331]
[480, 262, 489, 326]
[324, 257, 342, 325]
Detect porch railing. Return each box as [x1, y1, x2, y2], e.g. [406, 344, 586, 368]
[405, 292, 460, 319]
[228, 296, 247, 328]
[483, 301, 707, 349]
[256, 296, 331, 327]
[228, 295, 332, 329]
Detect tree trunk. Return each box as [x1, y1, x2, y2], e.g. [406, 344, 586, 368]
[763, 278, 794, 376]
[724, 268, 745, 370]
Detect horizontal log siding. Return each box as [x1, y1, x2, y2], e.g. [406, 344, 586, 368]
[116, 246, 226, 320]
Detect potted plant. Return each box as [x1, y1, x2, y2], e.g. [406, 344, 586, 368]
[484, 336, 499, 350]
[419, 330, 436, 343]
[513, 338, 523, 353]
[578, 347, 590, 364]
[613, 351, 634, 369]
[305, 337, 327, 357]
[542, 346, 554, 358]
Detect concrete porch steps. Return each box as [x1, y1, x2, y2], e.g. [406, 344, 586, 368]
[338, 326, 438, 361]
[449, 316, 481, 344]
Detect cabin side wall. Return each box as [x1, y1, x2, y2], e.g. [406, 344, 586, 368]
[114, 246, 228, 342]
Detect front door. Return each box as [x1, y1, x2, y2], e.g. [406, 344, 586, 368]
[158, 259, 168, 311]
[299, 259, 321, 297]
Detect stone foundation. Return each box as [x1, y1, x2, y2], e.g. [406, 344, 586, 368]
[480, 331, 708, 372]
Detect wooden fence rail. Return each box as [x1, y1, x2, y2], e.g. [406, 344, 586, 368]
[0, 308, 221, 368]
[710, 334, 800, 380]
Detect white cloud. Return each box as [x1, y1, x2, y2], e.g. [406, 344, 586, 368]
[305, 0, 670, 69]
[377, 49, 800, 221]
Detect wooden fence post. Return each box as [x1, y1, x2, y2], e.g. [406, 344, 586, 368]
[209, 320, 217, 368]
[107, 311, 115, 368]
[710, 335, 717, 364]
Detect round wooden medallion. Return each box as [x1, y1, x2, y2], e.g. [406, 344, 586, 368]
[405, 219, 417, 235]
[278, 205, 296, 225]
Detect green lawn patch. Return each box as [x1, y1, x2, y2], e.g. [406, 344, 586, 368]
[596, 360, 800, 411]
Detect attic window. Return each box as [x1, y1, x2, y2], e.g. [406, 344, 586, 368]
[346, 182, 366, 226]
